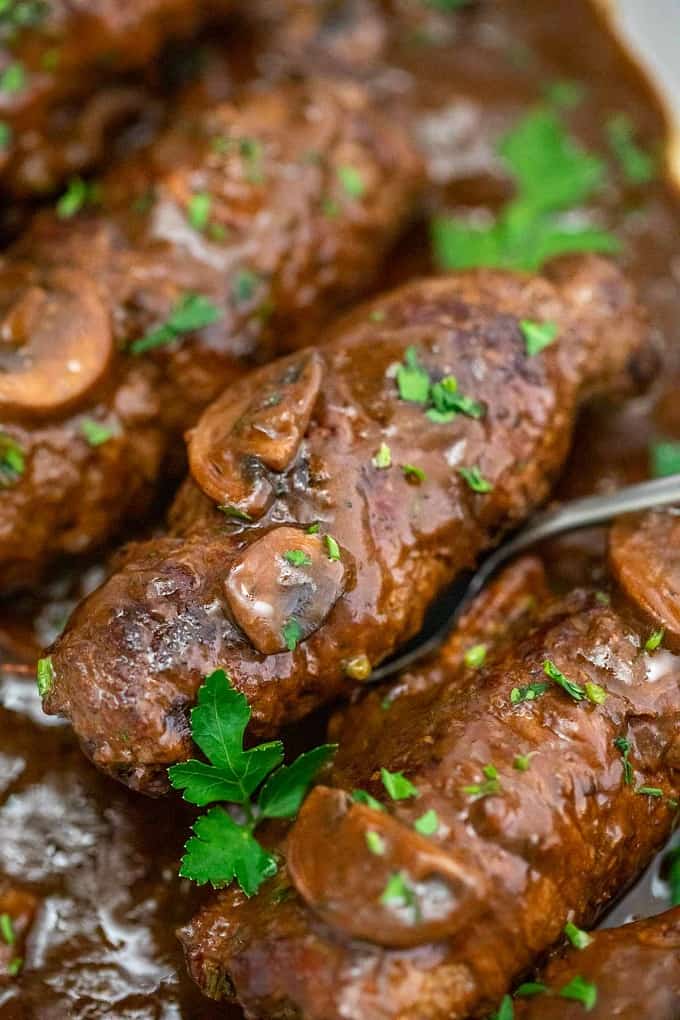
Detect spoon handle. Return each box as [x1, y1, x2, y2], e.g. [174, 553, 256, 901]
[370, 474, 680, 684]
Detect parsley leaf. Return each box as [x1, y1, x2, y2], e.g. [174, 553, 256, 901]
[57, 176, 98, 219]
[130, 293, 222, 355]
[80, 418, 114, 447]
[663, 844, 680, 906]
[283, 549, 311, 568]
[489, 994, 514, 1020]
[432, 108, 619, 273]
[564, 921, 593, 949]
[614, 735, 633, 786]
[170, 670, 335, 895]
[0, 432, 24, 487]
[188, 191, 212, 231]
[464, 643, 487, 669]
[515, 981, 547, 998]
[380, 872, 417, 914]
[402, 463, 426, 483]
[414, 809, 439, 835]
[650, 439, 680, 478]
[337, 165, 365, 199]
[352, 789, 385, 811]
[282, 618, 302, 652]
[606, 113, 656, 185]
[324, 534, 341, 562]
[36, 656, 54, 698]
[543, 659, 585, 700]
[397, 347, 430, 404]
[366, 830, 386, 855]
[0, 913, 15, 945]
[459, 465, 493, 493]
[520, 319, 558, 356]
[381, 768, 419, 800]
[645, 628, 665, 653]
[462, 763, 501, 800]
[372, 442, 392, 469]
[559, 975, 597, 1011]
[510, 681, 548, 704]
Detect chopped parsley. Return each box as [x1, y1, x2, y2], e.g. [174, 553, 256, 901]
[187, 191, 212, 231]
[130, 293, 222, 355]
[432, 107, 618, 272]
[645, 628, 665, 653]
[381, 768, 419, 801]
[401, 463, 426, 483]
[0, 120, 11, 148]
[459, 465, 493, 493]
[559, 975, 597, 1011]
[0, 432, 24, 486]
[464, 643, 487, 669]
[489, 994, 514, 1020]
[396, 347, 431, 404]
[515, 981, 547, 998]
[36, 655, 54, 698]
[614, 735, 633, 786]
[6, 956, 22, 976]
[513, 753, 534, 772]
[80, 418, 114, 447]
[352, 789, 384, 811]
[324, 534, 341, 562]
[283, 549, 311, 568]
[372, 442, 392, 469]
[396, 348, 484, 424]
[239, 137, 264, 184]
[306, 522, 320, 534]
[414, 809, 439, 835]
[510, 681, 548, 704]
[0, 913, 14, 945]
[543, 659, 586, 701]
[218, 505, 253, 522]
[564, 921, 593, 949]
[380, 872, 417, 916]
[520, 319, 558, 357]
[650, 439, 680, 478]
[56, 176, 98, 219]
[365, 830, 386, 855]
[636, 786, 664, 799]
[606, 113, 656, 185]
[282, 618, 302, 652]
[584, 681, 607, 705]
[168, 669, 335, 894]
[231, 268, 261, 305]
[337, 165, 365, 199]
[0, 61, 25, 93]
[663, 844, 680, 906]
[462, 763, 501, 800]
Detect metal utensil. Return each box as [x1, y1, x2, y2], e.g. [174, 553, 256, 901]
[369, 473, 680, 684]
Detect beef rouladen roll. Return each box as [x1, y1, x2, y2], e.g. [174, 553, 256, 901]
[41, 255, 650, 793]
[0, 75, 422, 590]
[180, 509, 680, 1020]
[514, 907, 680, 1020]
[0, 0, 233, 195]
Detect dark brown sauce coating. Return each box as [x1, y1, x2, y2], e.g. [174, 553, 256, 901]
[1, 1, 680, 1016]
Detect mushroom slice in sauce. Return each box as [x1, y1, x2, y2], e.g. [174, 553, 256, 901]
[187, 351, 323, 517]
[225, 525, 345, 654]
[609, 509, 680, 651]
[286, 785, 488, 948]
[0, 268, 112, 416]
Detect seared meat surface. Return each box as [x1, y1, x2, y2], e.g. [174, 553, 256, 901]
[516, 908, 680, 1019]
[42, 255, 649, 793]
[0, 76, 421, 589]
[0, 0, 229, 194]
[179, 512, 680, 1020]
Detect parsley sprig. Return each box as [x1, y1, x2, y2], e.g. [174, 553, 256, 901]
[169, 669, 335, 895]
[396, 346, 485, 423]
[130, 293, 222, 355]
[433, 107, 619, 272]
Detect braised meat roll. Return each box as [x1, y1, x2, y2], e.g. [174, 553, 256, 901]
[42, 255, 649, 793]
[179, 511, 680, 1020]
[0, 75, 422, 589]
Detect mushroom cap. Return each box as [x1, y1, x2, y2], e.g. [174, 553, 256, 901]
[187, 350, 323, 518]
[609, 509, 680, 652]
[225, 525, 345, 655]
[286, 785, 488, 948]
[0, 267, 113, 417]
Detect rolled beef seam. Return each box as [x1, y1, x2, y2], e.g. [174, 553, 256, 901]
[42, 255, 650, 793]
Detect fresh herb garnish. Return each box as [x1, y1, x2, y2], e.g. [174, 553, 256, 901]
[559, 975, 597, 1011]
[464, 643, 487, 669]
[520, 319, 558, 356]
[239, 137, 264, 183]
[645, 628, 665, 653]
[56, 176, 99, 219]
[282, 618, 302, 652]
[433, 107, 618, 272]
[0, 61, 25, 93]
[459, 466, 493, 493]
[584, 681, 607, 705]
[0, 121, 11, 148]
[0, 432, 24, 486]
[324, 534, 341, 562]
[650, 439, 680, 478]
[543, 659, 586, 701]
[614, 735, 633, 786]
[380, 872, 417, 916]
[337, 165, 365, 199]
[0, 913, 14, 945]
[306, 522, 320, 534]
[372, 442, 392, 469]
[513, 753, 534, 772]
[401, 463, 426, 483]
[80, 418, 114, 447]
[219, 505, 252, 523]
[663, 844, 680, 906]
[414, 809, 439, 835]
[169, 669, 335, 895]
[636, 786, 664, 799]
[381, 768, 419, 801]
[283, 549, 311, 568]
[352, 789, 385, 811]
[564, 921, 593, 949]
[462, 763, 501, 800]
[366, 830, 386, 855]
[510, 681, 548, 704]
[130, 293, 222, 355]
[489, 994, 514, 1020]
[396, 346, 430, 404]
[36, 655, 53, 697]
[606, 113, 656, 185]
[187, 191, 212, 231]
[231, 268, 261, 305]
[395, 348, 484, 423]
[515, 981, 547, 998]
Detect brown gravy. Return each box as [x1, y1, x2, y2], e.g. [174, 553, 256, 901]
[1, 1, 679, 1015]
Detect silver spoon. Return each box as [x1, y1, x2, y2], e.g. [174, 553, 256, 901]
[369, 473, 680, 684]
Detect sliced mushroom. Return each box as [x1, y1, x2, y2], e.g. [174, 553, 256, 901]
[286, 785, 488, 948]
[609, 510, 680, 652]
[224, 525, 345, 655]
[188, 350, 323, 516]
[0, 268, 112, 416]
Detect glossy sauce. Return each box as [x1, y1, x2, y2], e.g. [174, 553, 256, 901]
[1, 1, 679, 1015]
